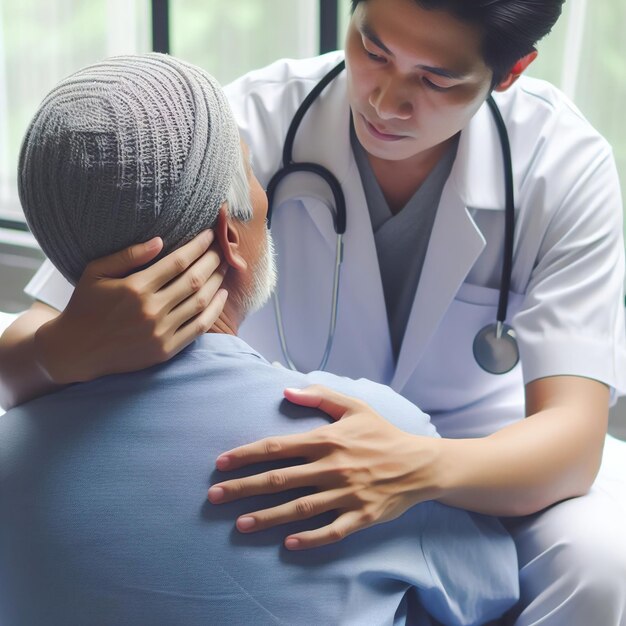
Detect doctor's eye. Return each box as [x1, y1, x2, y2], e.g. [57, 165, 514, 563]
[364, 50, 385, 63]
[422, 77, 452, 92]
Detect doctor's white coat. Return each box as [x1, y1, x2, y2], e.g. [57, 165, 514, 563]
[226, 51, 626, 438]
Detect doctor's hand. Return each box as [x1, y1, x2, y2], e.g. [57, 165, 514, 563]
[208, 386, 445, 550]
[36, 230, 228, 384]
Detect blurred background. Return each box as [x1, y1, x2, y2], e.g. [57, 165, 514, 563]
[0, 0, 624, 435]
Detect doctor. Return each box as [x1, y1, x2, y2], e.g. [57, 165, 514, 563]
[1, 0, 626, 624]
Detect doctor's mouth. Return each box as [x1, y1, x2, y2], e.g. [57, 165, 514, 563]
[360, 113, 409, 141]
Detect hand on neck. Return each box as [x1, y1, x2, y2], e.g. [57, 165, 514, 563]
[208, 298, 241, 336]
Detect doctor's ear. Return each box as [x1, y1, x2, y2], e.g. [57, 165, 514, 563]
[215, 204, 248, 272]
[493, 50, 538, 92]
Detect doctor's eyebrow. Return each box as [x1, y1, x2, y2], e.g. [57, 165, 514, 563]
[359, 21, 466, 80]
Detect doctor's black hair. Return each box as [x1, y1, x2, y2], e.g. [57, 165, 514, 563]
[349, 0, 565, 87]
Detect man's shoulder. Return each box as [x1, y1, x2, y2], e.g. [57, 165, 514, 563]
[193, 336, 437, 439]
[0, 336, 436, 450]
[186, 337, 436, 439]
[496, 75, 610, 149]
[508, 75, 573, 106]
[296, 370, 437, 438]
[224, 51, 344, 99]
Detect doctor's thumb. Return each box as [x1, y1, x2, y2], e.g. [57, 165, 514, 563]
[284, 385, 360, 421]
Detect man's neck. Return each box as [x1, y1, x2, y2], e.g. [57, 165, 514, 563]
[208, 304, 239, 336]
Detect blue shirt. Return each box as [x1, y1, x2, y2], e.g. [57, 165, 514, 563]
[0, 334, 518, 625]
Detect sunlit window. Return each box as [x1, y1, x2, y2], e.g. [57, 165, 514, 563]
[171, 0, 319, 86]
[0, 0, 151, 221]
[0, 0, 319, 224]
[1, 0, 624, 246]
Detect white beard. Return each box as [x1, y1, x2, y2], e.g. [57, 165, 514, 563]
[239, 227, 277, 317]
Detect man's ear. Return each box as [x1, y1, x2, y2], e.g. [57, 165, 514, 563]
[215, 204, 247, 271]
[493, 50, 538, 92]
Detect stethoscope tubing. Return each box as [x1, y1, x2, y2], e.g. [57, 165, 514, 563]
[486, 96, 515, 329]
[267, 60, 518, 373]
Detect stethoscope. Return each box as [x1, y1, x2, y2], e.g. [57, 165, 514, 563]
[267, 60, 519, 375]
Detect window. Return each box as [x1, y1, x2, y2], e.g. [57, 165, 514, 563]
[0, 0, 322, 224]
[1, 0, 624, 242]
[170, 0, 319, 86]
[0, 0, 151, 222]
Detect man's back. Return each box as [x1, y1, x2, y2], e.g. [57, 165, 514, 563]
[0, 334, 517, 626]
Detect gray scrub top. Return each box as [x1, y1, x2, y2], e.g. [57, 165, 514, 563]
[350, 120, 459, 359]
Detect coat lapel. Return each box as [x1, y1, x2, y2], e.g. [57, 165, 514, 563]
[391, 100, 506, 392]
[391, 182, 486, 392]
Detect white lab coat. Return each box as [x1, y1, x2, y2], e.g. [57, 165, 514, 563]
[224, 51, 626, 438]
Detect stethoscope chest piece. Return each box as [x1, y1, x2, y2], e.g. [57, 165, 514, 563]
[473, 322, 520, 374]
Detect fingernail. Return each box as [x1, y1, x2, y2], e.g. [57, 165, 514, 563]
[146, 237, 162, 251]
[215, 289, 229, 306]
[284, 388, 301, 394]
[285, 538, 300, 550]
[207, 486, 224, 503]
[237, 516, 256, 531]
[216, 455, 231, 470]
[204, 229, 214, 243]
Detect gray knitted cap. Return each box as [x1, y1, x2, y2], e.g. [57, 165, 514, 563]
[18, 53, 240, 284]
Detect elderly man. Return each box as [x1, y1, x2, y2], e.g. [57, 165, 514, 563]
[0, 54, 517, 626]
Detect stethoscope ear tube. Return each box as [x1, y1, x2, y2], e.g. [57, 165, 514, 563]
[267, 60, 347, 232]
[280, 61, 346, 169]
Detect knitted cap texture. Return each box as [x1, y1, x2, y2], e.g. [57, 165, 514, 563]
[18, 53, 240, 284]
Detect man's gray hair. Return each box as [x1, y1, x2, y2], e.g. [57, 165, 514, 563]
[225, 144, 253, 224]
[19, 53, 250, 285]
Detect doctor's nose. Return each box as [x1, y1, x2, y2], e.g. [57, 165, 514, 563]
[369, 77, 413, 121]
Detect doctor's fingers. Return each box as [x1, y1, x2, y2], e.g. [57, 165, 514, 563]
[214, 428, 333, 471]
[158, 245, 225, 312]
[166, 260, 228, 328]
[234, 489, 352, 534]
[284, 510, 367, 551]
[168, 287, 229, 349]
[136, 229, 216, 293]
[208, 459, 339, 504]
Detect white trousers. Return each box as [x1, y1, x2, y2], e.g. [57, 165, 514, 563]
[501, 435, 626, 626]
